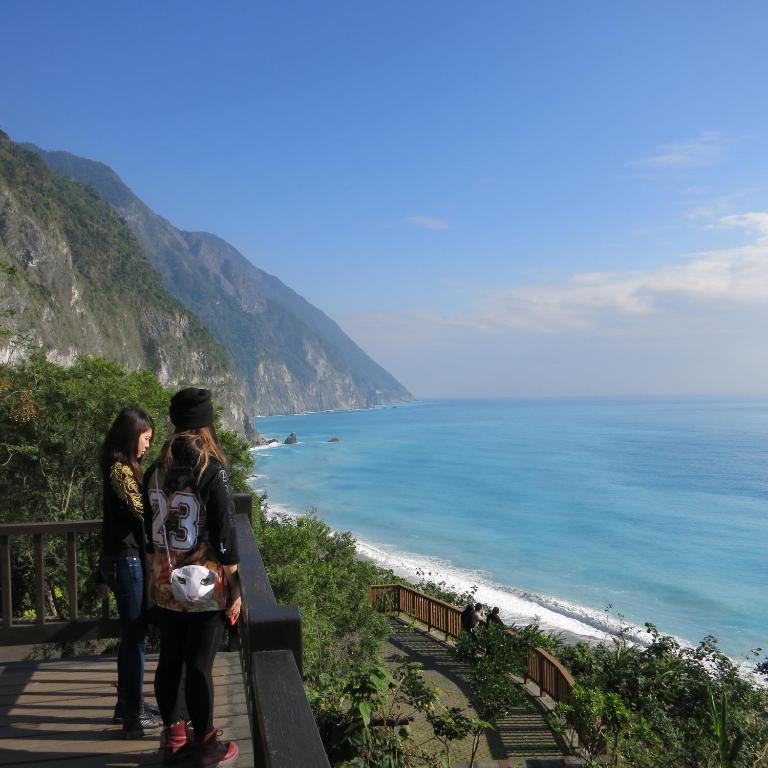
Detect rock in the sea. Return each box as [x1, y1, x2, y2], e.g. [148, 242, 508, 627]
[327, 437, 340, 443]
[284, 432, 298, 445]
[252, 432, 279, 447]
[251, 428, 265, 447]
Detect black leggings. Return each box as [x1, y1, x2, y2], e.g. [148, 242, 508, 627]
[155, 608, 226, 738]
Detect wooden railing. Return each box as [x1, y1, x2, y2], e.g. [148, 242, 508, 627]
[0, 495, 330, 767]
[233, 495, 330, 767]
[369, 582, 575, 705]
[526, 646, 575, 703]
[0, 520, 118, 645]
[369, 583, 463, 639]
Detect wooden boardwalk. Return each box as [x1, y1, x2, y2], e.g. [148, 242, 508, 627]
[0, 651, 253, 768]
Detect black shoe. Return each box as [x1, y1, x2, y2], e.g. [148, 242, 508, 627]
[113, 700, 161, 725]
[123, 717, 145, 740]
[122, 710, 162, 739]
[139, 709, 162, 730]
[143, 702, 162, 720]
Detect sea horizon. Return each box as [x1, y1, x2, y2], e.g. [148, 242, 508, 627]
[257, 391, 768, 416]
[250, 397, 768, 663]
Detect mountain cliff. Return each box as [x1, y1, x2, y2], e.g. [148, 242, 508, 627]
[29, 146, 413, 416]
[0, 132, 250, 435]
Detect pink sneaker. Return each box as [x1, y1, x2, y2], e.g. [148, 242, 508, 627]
[196, 728, 239, 768]
[160, 719, 193, 765]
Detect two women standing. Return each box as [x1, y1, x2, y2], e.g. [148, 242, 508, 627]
[100, 388, 240, 767]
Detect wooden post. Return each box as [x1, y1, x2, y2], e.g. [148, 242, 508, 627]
[66, 531, 78, 621]
[33, 534, 45, 624]
[1, 535, 11, 628]
[234, 493, 252, 525]
[250, 650, 331, 767]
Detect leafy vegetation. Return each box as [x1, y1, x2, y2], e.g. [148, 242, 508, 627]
[555, 623, 768, 767]
[256, 510, 392, 680]
[307, 657, 490, 768]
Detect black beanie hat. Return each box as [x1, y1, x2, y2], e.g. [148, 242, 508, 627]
[169, 388, 215, 430]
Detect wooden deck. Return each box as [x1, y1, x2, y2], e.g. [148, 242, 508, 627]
[0, 651, 253, 768]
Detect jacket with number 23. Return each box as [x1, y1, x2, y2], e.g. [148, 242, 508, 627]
[142, 439, 239, 613]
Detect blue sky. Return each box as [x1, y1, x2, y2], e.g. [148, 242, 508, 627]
[3, 2, 768, 397]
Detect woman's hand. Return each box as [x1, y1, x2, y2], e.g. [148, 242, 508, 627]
[226, 593, 242, 624]
[223, 564, 241, 623]
[144, 555, 155, 607]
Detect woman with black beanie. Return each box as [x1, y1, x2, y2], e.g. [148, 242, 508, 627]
[143, 388, 241, 767]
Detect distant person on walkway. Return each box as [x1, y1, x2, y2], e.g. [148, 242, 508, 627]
[144, 388, 241, 767]
[472, 603, 487, 629]
[100, 406, 161, 738]
[487, 607, 505, 627]
[461, 602, 487, 631]
[460, 603, 475, 631]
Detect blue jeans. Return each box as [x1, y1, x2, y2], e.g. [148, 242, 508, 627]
[102, 554, 146, 718]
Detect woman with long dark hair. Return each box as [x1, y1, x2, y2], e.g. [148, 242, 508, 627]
[100, 406, 161, 738]
[143, 388, 241, 767]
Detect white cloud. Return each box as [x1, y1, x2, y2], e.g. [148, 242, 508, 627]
[684, 190, 753, 220]
[341, 212, 768, 397]
[632, 131, 724, 171]
[686, 206, 719, 220]
[716, 212, 768, 237]
[353, 212, 768, 336]
[468, 212, 768, 332]
[405, 215, 452, 230]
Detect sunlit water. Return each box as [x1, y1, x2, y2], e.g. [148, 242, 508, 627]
[251, 398, 768, 659]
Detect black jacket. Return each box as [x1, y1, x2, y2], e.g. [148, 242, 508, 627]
[142, 439, 240, 612]
[101, 462, 146, 556]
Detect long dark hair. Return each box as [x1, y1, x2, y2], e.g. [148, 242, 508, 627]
[100, 406, 155, 481]
[159, 424, 227, 483]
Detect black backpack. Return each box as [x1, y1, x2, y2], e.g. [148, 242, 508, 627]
[460, 605, 474, 631]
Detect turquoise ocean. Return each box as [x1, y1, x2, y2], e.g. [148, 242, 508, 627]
[250, 399, 767, 660]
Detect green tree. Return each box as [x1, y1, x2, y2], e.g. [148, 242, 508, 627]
[556, 684, 640, 767]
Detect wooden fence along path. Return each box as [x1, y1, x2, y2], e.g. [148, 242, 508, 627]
[368, 583, 577, 707]
[0, 495, 330, 768]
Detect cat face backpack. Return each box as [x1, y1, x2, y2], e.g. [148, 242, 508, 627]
[154, 471, 219, 605]
[167, 562, 218, 604]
